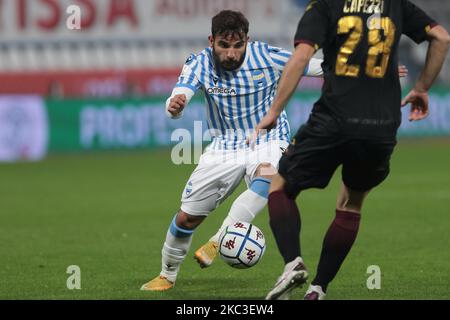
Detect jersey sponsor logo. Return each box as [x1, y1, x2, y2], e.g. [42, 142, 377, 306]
[207, 87, 237, 95]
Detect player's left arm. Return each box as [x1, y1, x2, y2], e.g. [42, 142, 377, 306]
[402, 26, 450, 121]
[410, 25, 450, 93]
[401, 0, 450, 121]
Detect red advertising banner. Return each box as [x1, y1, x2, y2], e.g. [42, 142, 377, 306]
[0, 0, 303, 42]
[0, 69, 180, 97]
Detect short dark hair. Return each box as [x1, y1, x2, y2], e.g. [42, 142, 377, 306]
[211, 10, 249, 39]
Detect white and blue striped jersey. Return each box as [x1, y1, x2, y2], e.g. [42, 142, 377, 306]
[173, 41, 323, 150]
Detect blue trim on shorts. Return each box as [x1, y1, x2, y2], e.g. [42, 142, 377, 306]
[250, 177, 271, 199]
[169, 215, 195, 238]
[303, 62, 310, 76]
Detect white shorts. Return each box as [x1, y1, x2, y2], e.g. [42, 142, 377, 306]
[180, 140, 289, 216]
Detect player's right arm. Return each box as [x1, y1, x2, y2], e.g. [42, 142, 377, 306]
[166, 55, 202, 119]
[400, 0, 450, 121]
[262, 44, 317, 126]
[166, 92, 189, 118]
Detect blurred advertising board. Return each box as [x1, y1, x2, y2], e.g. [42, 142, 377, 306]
[1, 88, 449, 162]
[46, 89, 450, 152]
[0, 96, 48, 161]
[0, 69, 180, 97]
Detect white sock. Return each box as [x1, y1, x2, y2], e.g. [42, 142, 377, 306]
[160, 217, 194, 283]
[209, 189, 267, 243]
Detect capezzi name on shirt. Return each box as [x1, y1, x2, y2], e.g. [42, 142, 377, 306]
[343, 0, 384, 14]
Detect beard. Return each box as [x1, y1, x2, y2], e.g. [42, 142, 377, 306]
[212, 48, 246, 71]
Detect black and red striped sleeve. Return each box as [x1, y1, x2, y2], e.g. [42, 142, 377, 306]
[402, 0, 438, 44]
[294, 0, 330, 50]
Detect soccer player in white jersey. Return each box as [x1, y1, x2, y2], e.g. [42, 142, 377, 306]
[140, 10, 323, 291]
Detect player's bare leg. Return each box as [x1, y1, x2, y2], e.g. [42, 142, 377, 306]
[194, 163, 276, 268]
[305, 183, 369, 300]
[336, 183, 368, 213]
[265, 174, 308, 300]
[141, 210, 205, 291]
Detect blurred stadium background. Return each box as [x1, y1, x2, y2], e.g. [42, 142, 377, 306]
[1, 0, 450, 160]
[0, 0, 449, 299]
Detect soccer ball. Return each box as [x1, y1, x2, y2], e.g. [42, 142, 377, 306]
[218, 222, 266, 269]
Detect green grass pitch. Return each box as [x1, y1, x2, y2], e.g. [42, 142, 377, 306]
[1, 138, 449, 300]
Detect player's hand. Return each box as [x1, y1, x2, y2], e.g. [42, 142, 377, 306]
[247, 110, 279, 148]
[401, 89, 429, 121]
[167, 94, 187, 116]
[398, 65, 408, 78]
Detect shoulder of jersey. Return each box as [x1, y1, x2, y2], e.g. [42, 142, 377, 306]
[268, 45, 282, 53]
[185, 49, 211, 65]
[306, 0, 328, 11]
[249, 41, 271, 52]
[185, 54, 197, 65]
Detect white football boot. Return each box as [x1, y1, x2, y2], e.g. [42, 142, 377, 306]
[304, 285, 326, 300]
[265, 257, 309, 300]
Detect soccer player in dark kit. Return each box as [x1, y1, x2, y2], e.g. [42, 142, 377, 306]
[253, 0, 450, 300]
